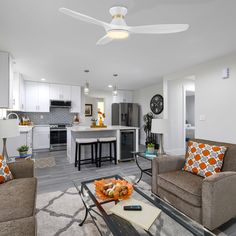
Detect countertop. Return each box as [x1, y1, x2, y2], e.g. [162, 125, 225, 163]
[68, 125, 139, 132]
[19, 125, 33, 132]
[19, 124, 50, 132]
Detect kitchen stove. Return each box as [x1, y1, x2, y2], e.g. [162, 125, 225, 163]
[50, 123, 71, 151]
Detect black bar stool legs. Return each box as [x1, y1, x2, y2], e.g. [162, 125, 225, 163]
[75, 138, 98, 171]
[98, 137, 117, 167]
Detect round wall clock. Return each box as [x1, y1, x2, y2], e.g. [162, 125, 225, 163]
[150, 94, 164, 115]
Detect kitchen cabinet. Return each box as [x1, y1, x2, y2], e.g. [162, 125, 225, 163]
[33, 126, 50, 150]
[70, 85, 81, 113]
[11, 72, 25, 111]
[49, 84, 71, 101]
[19, 75, 26, 111]
[25, 81, 49, 112]
[113, 90, 133, 103]
[0, 52, 13, 108]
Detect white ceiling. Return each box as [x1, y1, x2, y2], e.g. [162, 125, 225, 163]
[0, 0, 236, 90]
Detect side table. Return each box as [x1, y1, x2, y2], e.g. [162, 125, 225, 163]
[132, 152, 161, 183]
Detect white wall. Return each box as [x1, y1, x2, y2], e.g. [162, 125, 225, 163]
[84, 96, 98, 126]
[195, 54, 236, 143]
[133, 82, 163, 145]
[164, 51, 236, 154]
[80, 89, 113, 126]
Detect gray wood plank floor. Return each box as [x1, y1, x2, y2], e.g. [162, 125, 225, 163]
[35, 150, 151, 194]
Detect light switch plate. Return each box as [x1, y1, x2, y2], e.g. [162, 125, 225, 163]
[199, 115, 206, 121]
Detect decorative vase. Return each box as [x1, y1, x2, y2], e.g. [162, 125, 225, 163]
[147, 147, 155, 154]
[99, 117, 103, 126]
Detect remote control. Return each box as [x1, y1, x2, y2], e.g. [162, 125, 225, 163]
[123, 205, 142, 211]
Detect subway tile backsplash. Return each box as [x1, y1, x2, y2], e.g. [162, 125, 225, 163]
[9, 108, 77, 125]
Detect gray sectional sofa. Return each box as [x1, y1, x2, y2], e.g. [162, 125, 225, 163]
[152, 139, 236, 230]
[0, 159, 37, 236]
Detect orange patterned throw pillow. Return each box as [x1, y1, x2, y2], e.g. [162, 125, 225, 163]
[0, 155, 13, 184]
[183, 141, 227, 177]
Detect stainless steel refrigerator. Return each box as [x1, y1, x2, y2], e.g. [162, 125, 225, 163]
[112, 103, 140, 127]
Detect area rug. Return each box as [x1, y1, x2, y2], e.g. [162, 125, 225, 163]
[36, 177, 219, 236]
[35, 157, 56, 169]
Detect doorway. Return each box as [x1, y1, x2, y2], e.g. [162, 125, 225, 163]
[184, 83, 195, 149]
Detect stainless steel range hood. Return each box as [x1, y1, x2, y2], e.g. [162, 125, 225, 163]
[50, 100, 71, 108]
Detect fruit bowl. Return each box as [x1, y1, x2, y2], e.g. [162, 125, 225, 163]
[95, 178, 133, 200]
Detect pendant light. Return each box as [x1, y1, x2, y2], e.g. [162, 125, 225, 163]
[112, 85, 118, 96]
[84, 82, 90, 95]
[84, 69, 90, 95]
[112, 73, 118, 96]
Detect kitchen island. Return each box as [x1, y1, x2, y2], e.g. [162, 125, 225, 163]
[67, 126, 139, 164]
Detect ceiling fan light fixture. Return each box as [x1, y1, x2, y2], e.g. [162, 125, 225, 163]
[107, 29, 129, 39]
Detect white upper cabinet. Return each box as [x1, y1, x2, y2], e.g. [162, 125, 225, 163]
[70, 85, 81, 113]
[11, 72, 25, 111]
[25, 81, 49, 112]
[19, 74, 25, 111]
[0, 52, 13, 108]
[38, 83, 50, 112]
[49, 84, 71, 100]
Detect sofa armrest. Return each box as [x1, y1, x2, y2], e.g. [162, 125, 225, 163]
[202, 171, 236, 230]
[8, 159, 34, 179]
[152, 155, 185, 194]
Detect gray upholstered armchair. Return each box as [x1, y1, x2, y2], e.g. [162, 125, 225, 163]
[152, 139, 236, 230]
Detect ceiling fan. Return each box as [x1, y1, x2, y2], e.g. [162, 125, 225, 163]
[59, 6, 189, 45]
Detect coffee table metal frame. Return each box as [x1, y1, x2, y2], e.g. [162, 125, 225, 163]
[74, 174, 215, 236]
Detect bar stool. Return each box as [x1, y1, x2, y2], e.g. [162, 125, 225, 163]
[97, 137, 117, 167]
[75, 138, 98, 171]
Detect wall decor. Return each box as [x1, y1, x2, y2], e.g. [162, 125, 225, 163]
[150, 94, 164, 115]
[85, 104, 93, 117]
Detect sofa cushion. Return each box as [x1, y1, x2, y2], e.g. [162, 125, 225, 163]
[183, 141, 227, 177]
[0, 155, 13, 184]
[158, 187, 202, 224]
[0, 216, 36, 236]
[0, 178, 37, 223]
[158, 170, 203, 207]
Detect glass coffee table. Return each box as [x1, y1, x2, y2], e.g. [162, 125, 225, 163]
[73, 174, 215, 236]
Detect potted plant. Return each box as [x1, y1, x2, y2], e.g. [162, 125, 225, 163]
[147, 143, 155, 154]
[17, 145, 29, 158]
[143, 112, 159, 150]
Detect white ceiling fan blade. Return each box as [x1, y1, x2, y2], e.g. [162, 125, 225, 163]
[129, 24, 189, 34]
[59, 7, 110, 29]
[96, 34, 113, 45]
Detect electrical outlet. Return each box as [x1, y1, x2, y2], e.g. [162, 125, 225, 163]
[40, 115, 44, 119]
